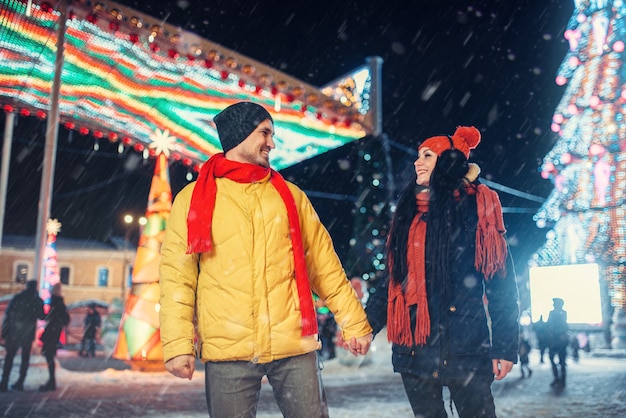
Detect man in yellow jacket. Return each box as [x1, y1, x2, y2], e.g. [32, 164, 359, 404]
[159, 101, 373, 418]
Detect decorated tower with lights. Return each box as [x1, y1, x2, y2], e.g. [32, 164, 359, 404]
[531, 0, 626, 347]
[40, 218, 62, 310]
[112, 141, 173, 370]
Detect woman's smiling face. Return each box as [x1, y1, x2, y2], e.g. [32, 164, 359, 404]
[414, 147, 438, 187]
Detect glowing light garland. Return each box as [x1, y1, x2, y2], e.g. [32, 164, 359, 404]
[0, 0, 372, 170]
[532, 0, 626, 310]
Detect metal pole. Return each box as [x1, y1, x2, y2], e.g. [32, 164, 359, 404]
[366, 56, 384, 137]
[34, 6, 67, 283]
[365, 56, 395, 217]
[0, 112, 15, 256]
[122, 218, 131, 303]
[381, 132, 396, 220]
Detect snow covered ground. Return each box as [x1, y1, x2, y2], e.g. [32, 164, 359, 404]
[2, 331, 626, 417]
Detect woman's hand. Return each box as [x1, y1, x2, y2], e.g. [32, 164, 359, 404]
[492, 358, 514, 380]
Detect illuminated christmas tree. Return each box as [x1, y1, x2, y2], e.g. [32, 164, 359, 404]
[348, 136, 391, 285]
[531, 0, 626, 345]
[113, 146, 173, 370]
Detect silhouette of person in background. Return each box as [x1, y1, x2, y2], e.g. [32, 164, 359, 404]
[39, 283, 70, 391]
[315, 298, 337, 361]
[579, 332, 591, 353]
[350, 277, 368, 305]
[534, 315, 549, 364]
[78, 303, 101, 358]
[518, 334, 532, 378]
[547, 297, 568, 387]
[0, 280, 45, 392]
[570, 333, 580, 363]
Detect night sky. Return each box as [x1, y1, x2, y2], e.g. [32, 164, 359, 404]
[1, 0, 575, 277]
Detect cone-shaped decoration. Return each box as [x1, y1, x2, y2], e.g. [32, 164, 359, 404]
[113, 153, 172, 371]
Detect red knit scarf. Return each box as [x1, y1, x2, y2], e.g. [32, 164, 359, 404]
[473, 184, 508, 279]
[186, 153, 318, 336]
[387, 185, 507, 347]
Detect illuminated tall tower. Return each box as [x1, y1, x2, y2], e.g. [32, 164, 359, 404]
[531, 0, 626, 346]
[40, 219, 62, 310]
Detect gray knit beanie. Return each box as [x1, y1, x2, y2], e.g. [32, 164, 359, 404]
[213, 102, 273, 153]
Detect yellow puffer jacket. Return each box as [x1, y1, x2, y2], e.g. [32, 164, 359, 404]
[159, 174, 372, 364]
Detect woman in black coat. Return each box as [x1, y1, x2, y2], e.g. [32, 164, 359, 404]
[366, 126, 519, 418]
[39, 283, 70, 391]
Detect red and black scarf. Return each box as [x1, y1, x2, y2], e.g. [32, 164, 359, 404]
[186, 153, 318, 336]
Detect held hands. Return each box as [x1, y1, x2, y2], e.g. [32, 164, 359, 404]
[492, 358, 514, 380]
[165, 354, 196, 380]
[342, 333, 373, 357]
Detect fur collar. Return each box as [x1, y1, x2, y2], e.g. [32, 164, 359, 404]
[464, 163, 481, 183]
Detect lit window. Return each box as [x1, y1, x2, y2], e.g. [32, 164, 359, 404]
[15, 263, 28, 283]
[60, 267, 70, 285]
[98, 267, 109, 287]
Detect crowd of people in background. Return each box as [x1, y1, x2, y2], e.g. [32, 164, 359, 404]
[523, 297, 594, 388]
[0, 280, 587, 398]
[0, 281, 69, 392]
[0, 280, 44, 392]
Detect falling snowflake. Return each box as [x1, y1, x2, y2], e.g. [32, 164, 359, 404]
[149, 128, 177, 157]
[46, 218, 62, 235]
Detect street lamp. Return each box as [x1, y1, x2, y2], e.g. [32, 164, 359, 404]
[121, 214, 147, 302]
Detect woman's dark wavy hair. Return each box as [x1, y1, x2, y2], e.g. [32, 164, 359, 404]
[427, 148, 471, 292]
[387, 178, 423, 288]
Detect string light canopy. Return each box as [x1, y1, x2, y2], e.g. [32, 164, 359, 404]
[0, 0, 375, 170]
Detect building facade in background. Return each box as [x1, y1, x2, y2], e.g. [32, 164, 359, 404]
[0, 235, 134, 306]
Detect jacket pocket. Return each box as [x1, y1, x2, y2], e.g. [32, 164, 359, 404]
[448, 309, 490, 356]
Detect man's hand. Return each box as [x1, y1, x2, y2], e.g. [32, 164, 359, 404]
[492, 359, 514, 380]
[165, 354, 196, 380]
[343, 333, 373, 357]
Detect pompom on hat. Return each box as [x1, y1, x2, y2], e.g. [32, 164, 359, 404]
[213, 102, 273, 153]
[418, 126, 481, 159]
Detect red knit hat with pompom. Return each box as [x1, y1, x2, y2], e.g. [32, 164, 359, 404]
[418, 126, 481, 159]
